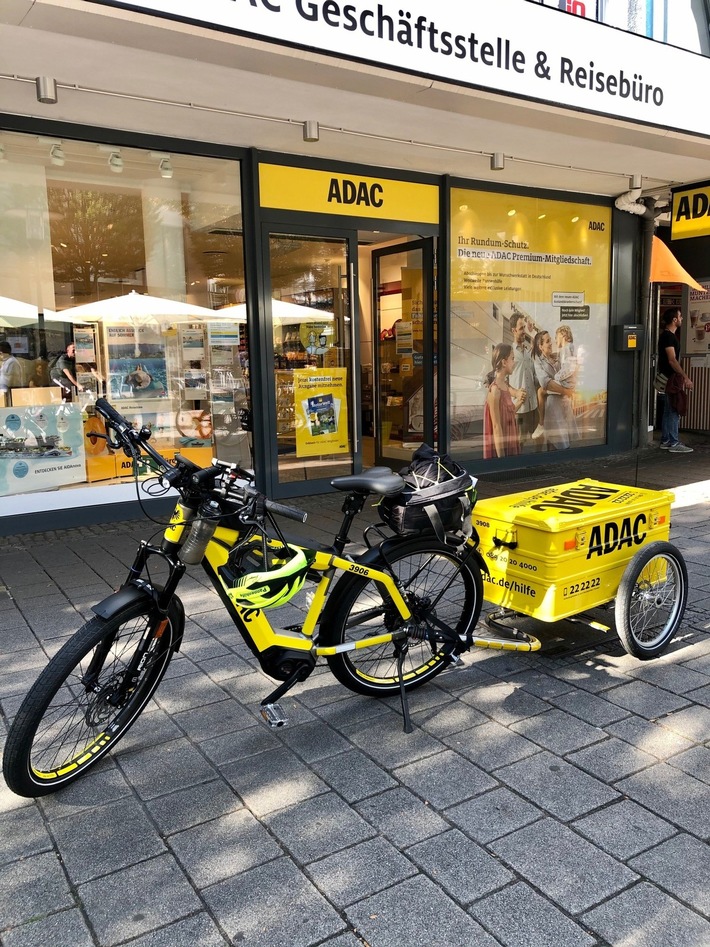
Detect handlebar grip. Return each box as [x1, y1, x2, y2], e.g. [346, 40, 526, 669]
[264, 498, 308, 524]
[95, 398, 130, 433]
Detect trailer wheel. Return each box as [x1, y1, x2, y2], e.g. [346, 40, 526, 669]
[615, 541, 688, 660]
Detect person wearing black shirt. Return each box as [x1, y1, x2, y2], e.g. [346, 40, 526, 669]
[658, 308, 694, 453]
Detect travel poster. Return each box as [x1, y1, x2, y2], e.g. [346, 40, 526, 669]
[0, 404, 86, 496]
[293, 368, 348, 457]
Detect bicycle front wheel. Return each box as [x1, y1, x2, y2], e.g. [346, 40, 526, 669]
[323, 538, 482, 696]
[3, 599, 181, 797]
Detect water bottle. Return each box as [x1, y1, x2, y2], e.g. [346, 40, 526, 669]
[180, 500, 220, 564]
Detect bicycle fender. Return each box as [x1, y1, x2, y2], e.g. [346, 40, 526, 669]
[92, 585, 154, 620]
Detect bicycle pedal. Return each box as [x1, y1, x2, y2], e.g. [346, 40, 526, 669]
[260, 702, 288, 728]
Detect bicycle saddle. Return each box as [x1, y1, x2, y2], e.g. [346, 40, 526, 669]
[331, 467, 405, 496]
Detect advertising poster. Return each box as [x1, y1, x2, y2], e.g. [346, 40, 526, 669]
[107, 324, 168, 401]
[450, 188, 611, 457]
[74, 327, 97, 363]
[293, 368, 348, 457]
[0, 404, 86, 496]
[685, 282, 710, 356]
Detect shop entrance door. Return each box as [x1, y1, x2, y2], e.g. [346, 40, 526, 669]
[264, 227, 359, 496]
[372, 239, 435, 467]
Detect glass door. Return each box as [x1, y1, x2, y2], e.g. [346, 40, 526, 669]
[265, 229, 358, 492]
[373, 239, 435, 466]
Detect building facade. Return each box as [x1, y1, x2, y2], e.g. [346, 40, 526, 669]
[1, 0, 709, 532]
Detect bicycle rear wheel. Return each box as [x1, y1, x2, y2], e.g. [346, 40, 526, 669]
[323, 538, 482, 696]
[3, 599, 181, 797]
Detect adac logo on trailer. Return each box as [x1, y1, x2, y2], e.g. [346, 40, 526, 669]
[671, 181, 710, 240]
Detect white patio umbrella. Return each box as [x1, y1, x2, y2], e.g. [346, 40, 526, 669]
[0, 295, 41, 329]
[219, 299, 333, 325]
[57, 290, 220, 322]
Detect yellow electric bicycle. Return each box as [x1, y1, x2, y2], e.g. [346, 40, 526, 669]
[3, 398, 518, 798]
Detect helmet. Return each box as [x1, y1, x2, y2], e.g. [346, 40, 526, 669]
[227, 544, 314, 610]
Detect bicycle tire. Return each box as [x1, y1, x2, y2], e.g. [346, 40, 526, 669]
[3, 598, 182, 797]
[615, 540, 688, 660]
[322, 537, 483, 696]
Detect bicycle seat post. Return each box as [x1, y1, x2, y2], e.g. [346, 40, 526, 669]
[332, 491, 367, 556]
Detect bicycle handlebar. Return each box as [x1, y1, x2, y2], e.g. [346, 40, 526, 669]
[94, 397, 308, 523]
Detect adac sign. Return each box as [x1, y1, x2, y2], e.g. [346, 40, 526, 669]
[259, 164, 439, 223]
[671, 182, 710, 240]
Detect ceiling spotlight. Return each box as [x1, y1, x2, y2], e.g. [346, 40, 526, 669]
[491, 152, 505, 171]
[159, 157, 173, 179]
[108, 152, 123, 173]
[49, 144, 65, 167]
[303, 121, 320, 143]
[35, 76, 58, 105]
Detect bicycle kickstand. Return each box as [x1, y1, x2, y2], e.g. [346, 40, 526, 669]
[393, 634, 414, 735]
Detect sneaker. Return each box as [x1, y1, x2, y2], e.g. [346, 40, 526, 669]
[531, 424, 545, 440]
[669, 443, 693, 453]
[659, 441, 672, 450]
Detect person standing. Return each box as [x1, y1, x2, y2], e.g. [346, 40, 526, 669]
[483, 343, 525, 459]
[509, 312, 539, 448]
[50, 342, 85, 401]
[0, 341, 22, 397]
[658, 308, 694, 453]
[531, 330, 578, 450]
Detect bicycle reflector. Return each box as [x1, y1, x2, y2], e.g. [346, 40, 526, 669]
[227, 545, 314, 609]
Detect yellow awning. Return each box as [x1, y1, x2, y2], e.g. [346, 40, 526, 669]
[650, 236, 706, 291]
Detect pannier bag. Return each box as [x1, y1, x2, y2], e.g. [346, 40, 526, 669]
[653, 371, 669, 394]
[378, 444, 477, 541]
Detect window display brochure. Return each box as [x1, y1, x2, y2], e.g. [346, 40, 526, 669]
[685, 282, 710, 354]
[294, 368, 348, 457]
[181, 327, 205, 361]
[208, 322, 241, 347]
[107, 324, 168, 400]
[74, 327, 97, 363]
[0, 404, 86, 496]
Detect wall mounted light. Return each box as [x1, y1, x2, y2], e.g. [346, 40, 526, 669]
[491, 152, 505, 171]
[36, 76, 58, 105]
[629, 173, 643, 190]
[108, 152, 123, 173]
[303, 121, 320, 142]
[159, 157, 173, 179]
[49, 144, 65, 167]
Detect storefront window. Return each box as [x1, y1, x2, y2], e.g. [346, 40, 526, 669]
[449, 187, 611, 458]
[0, 132, 248, 498]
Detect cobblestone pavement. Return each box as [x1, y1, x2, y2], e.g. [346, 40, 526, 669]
[1, 441, 710, 946]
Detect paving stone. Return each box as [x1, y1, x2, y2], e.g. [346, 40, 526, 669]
[411, 698, 488, 737]
[510, 707, 606, 755]
[604, 680, 689, 719]
[169, 808, 282, 886]
[666, 744, 710, 782]
[51, 796, 166, 884]
[307, 836, 417, 907]
[203, 856, 344, 947]
[496, 750, 619, 820]
[583, 882, 710, 947]
[346, 874, 499, 947]
[626, 662, 710, 694]
[145, 779, 242, 835]
[356, 787, 449, 847]
[656, 704, 710, 742]
[0, 851, 73, 928]
[491, 818, 637, 914]
[117, 737, 217, 800]
[152, 670, 229, 714]
[199, 722, 281, 765]
[394, 748, 497, 809]
[37, 763, 132, 821]
[567, 736, 657, 782]
[0, 908, 94, 947]
[116, 706, 193, 754]
[549, 688, 630, 726]
[630, 834, 710, 916]
[573, 800, 676, 859]
[79, 854, 201, 946]
[508, 667, 574, 699]
[221, 746, 329, 817]
[458, 681, 550, 725]
[471, 881, 597, 947]
[0, 804, 53, 866]
[686, 682, 710, 708]
[346, 719, 446, 770]
[311, 748, 397, 802]
[407, 828, 513, 904]
[110, 912, 229, 946]
[305, 693, 395, 731]
[276, 719, 352, 762]
[443, 720, 539, 770]
[605, 716, 695, 759]
[445, 787, 543, 844]
[171, 698, 254, 741]
[264, 791, 375, 863]
[616, 762, 710, 838]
